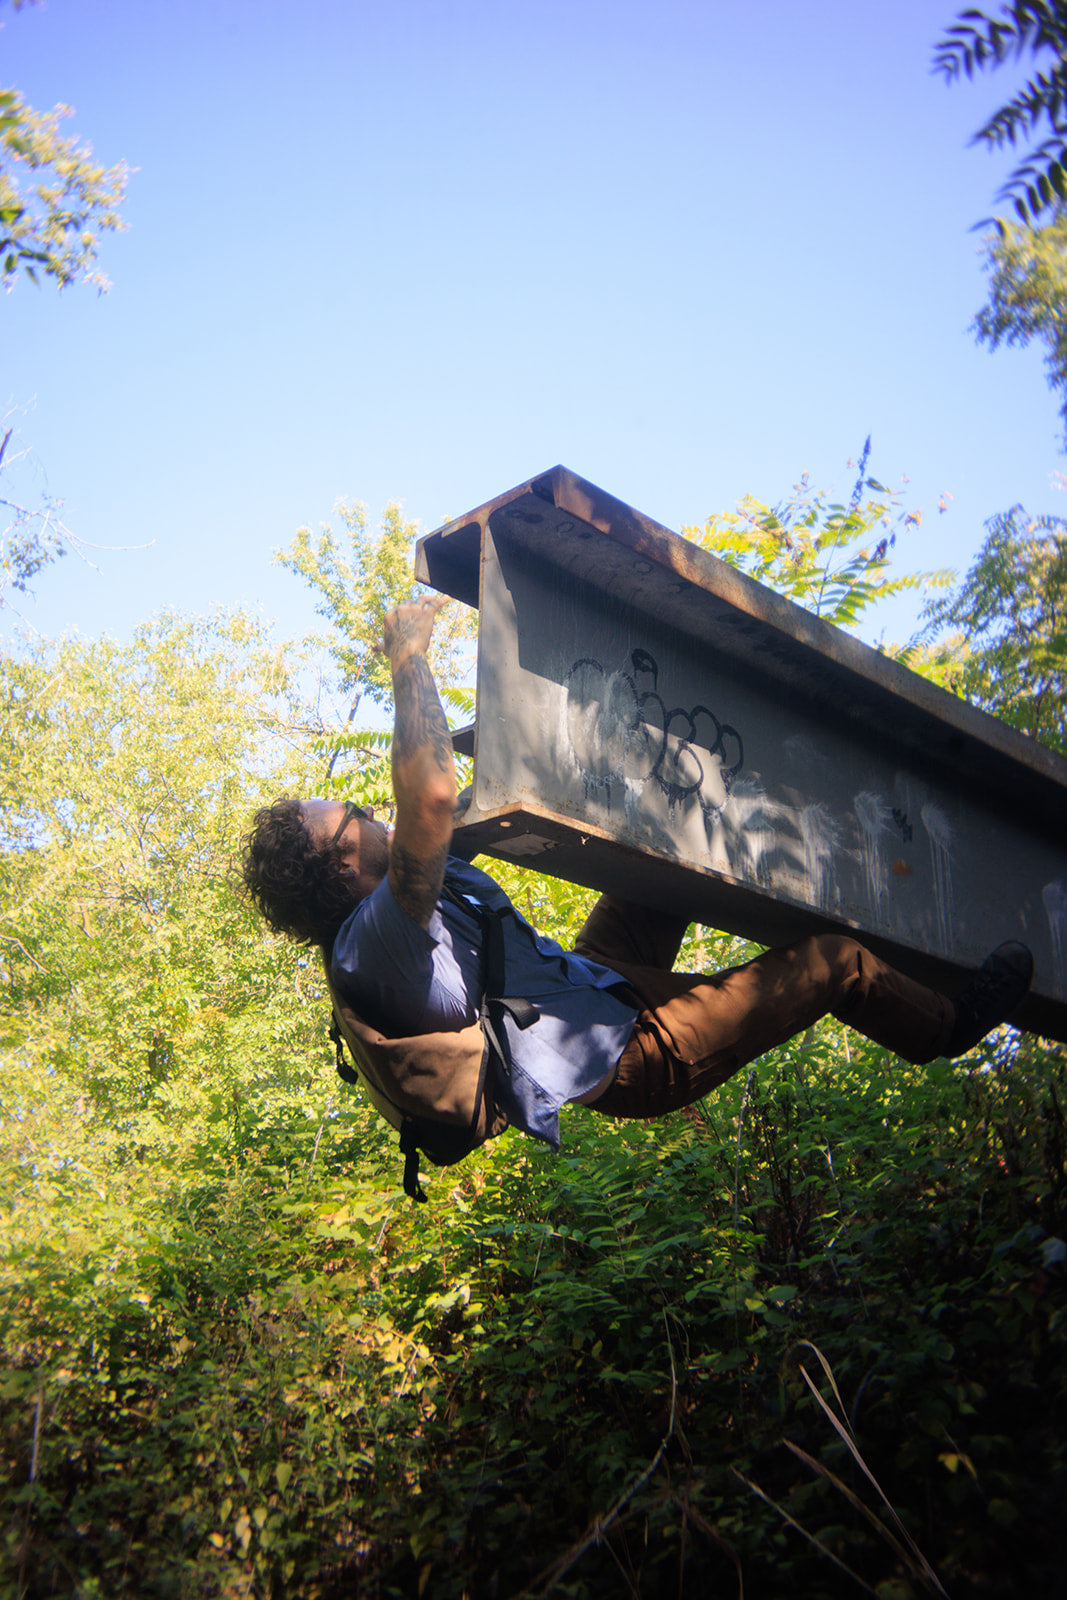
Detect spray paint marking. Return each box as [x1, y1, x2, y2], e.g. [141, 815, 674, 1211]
[855, 790, 893, 918]
[1043, 881, 1067, 993]
[565, 649, 743, 836]
[721, 783, 781, 886]
[921, 803, 955, 951]
[798, 802, 840, 910]
[891, 807, 913, 843]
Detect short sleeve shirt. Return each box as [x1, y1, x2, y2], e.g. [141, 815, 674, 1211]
[330, 857, 637, 1148]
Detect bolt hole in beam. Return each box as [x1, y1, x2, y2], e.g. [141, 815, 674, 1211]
[423, 468, 1067, 1041]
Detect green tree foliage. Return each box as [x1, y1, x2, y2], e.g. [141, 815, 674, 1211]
[0, 420, 69, 609]
[2, 492, 1066, 1597]
[0, 611, 318, 1130]
[684, 440, 953, 638]
[278, 501, 474, 714]
[4, 1023, 1064, 1596]
[0, 84, 128, 291]
[1, 5, 131, 608]
[935, 7, 1067, 452]
[973, 210, 1067, 448]
[277, 499, 476, 801]
[935, 0, 1067, 225]
[922, 503, 1067, 751]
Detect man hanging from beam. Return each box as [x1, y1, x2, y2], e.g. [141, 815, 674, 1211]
[242, 596, 1034, 1188]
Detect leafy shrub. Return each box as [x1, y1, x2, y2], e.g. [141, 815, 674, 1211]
[4, 1021, 1065, 1598]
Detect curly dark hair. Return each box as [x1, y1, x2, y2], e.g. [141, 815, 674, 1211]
[241, 798, 355, 948]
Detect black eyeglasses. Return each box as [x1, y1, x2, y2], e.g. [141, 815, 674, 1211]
[330, 800, 374, 846]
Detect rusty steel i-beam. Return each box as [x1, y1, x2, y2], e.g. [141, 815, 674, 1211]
[416, 466, 1067, 1043]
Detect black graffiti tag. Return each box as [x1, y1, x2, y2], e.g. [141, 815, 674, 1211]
[566, 648, 743, 824]
[892, 807, 914, 844]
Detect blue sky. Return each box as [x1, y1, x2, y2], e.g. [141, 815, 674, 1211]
[3, 0, 1059, 652]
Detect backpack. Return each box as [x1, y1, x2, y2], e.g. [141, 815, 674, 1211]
[327, 872, 539, 1201]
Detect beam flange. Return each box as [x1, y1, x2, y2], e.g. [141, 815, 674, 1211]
[422, 466, 1067, 1042]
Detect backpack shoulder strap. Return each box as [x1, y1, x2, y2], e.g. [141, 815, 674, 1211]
[324, 868, 539, 1201]
[440, 872, 540, 1048]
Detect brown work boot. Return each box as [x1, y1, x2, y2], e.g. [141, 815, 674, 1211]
[945, 942, 1034, 1058]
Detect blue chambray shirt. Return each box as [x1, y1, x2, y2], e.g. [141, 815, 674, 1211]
[330, 857, 637, 1149]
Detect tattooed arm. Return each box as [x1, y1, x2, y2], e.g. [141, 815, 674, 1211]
[381, 595, 456, 928]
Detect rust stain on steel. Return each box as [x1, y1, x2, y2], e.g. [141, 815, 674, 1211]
[420, 466, 1066, 824]
[426, 466, 1067, 1042]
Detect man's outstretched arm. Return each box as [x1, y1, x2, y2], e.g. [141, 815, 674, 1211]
[382, 595, 456, 928]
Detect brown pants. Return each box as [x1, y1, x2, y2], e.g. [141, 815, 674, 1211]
[573, 896, 955, 1121]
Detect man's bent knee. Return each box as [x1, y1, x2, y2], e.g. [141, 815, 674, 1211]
[786, 933, 865, 1008]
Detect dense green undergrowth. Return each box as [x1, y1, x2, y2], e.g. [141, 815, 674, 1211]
[4, 495, 1066, 1596]
[3, 1021, 1065, 1599]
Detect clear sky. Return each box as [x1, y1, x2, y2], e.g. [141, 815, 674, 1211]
[3, 0, 1060, 652]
